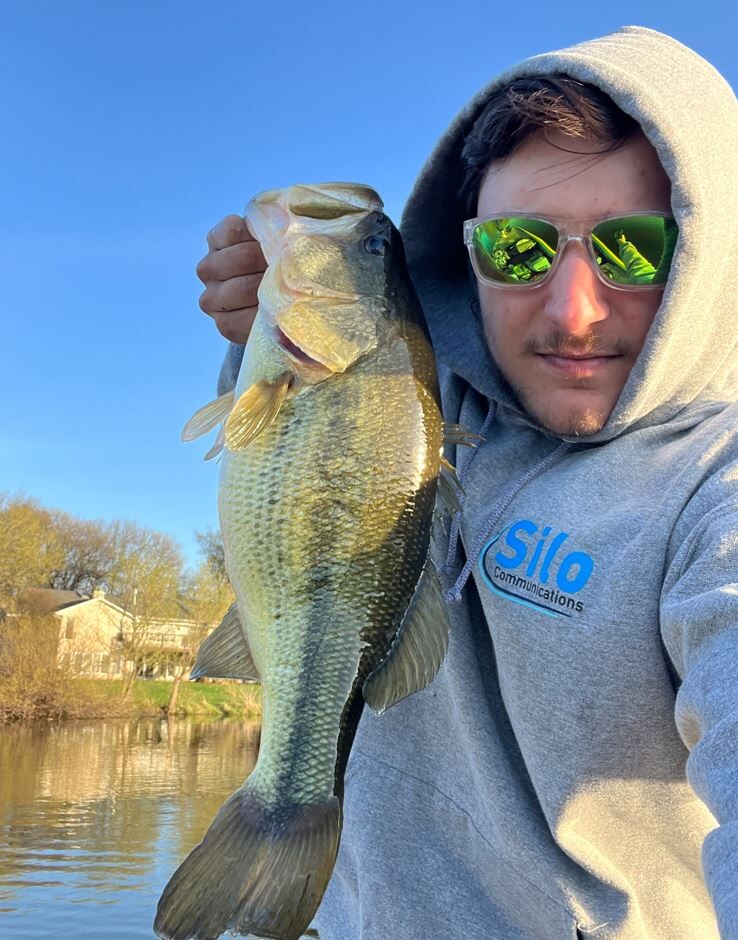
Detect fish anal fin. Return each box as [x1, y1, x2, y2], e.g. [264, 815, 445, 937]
[182, 391, 235, 442]
[224, 373, 291, 450]
[190, 602, 260, 682]
[362, 559, 450, 716]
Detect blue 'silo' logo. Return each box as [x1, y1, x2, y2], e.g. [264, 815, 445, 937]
[480, 519, 594, 618]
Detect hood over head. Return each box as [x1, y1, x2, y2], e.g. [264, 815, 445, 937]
[401, 26, 738, 443]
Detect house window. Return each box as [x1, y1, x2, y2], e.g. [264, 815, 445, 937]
[65, 619, 76, 640]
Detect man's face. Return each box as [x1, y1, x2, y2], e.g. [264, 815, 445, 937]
[476, 130, 672, 436]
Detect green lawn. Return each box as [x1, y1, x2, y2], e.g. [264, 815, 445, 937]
[66, 677, 262, 720]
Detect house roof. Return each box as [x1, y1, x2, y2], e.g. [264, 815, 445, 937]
[18, 589, 210, 626]
[20, 588, 132, 618]
[22, 588, 90, 614]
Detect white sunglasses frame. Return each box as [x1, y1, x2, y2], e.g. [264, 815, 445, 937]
[463, 211, 677, 291]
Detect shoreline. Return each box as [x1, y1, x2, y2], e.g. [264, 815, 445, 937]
[0, 676, 262, 724]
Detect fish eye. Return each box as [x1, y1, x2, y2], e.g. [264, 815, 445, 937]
[363, 235, 387, 256]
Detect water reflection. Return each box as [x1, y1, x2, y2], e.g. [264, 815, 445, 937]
[0, 718, 260, 938]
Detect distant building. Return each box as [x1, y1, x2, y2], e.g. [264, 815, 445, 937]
[21, 588, 213, 679]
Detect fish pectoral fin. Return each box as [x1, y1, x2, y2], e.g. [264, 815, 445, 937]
[190, 602, 260, 682]
[224, 373, 292, 450]
[181, 391, 235, 442]
[442, 421, 484, 448]
[362, 559, 450, 716]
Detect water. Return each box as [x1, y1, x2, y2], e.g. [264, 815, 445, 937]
[0, 718, 262, 938]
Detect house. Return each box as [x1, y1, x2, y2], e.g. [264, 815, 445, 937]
[21, 588, 213, 679]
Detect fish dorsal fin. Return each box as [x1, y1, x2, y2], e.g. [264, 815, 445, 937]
[430, 508, 448, 545]
[190, 602, 260, 682]
[442, 422, 484, 448]
[440, 456, 462, 489]
[224, 373, 292, 451]
[362, 559, 450, 716]
[437, 458, 463, 516]
[181, 391, 235, 442]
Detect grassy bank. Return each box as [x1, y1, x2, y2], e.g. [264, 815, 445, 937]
[0, 677, 261, 723]
[75, 677, 262, 719]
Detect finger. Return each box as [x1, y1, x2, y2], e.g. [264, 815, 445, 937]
[209, 308, 258, 345]
[206, 214, 253, 251]
[199, 274, 263, 316]
[196, 240, 266, 284]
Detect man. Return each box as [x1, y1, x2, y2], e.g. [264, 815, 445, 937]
[196, 27, 738, 940]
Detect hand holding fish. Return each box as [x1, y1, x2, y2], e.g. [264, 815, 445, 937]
[196, 213, 267, 344]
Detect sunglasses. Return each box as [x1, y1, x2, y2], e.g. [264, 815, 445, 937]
[463, 212, 678, 290]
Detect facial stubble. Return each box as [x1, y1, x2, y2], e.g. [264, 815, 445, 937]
[482, 320, 630, 437]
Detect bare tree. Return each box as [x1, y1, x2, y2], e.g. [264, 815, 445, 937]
[47, 510, 116, 595]
[165, 560, 234, 715]
[100, 522, 185, 700]
[194, 528, 229, 585]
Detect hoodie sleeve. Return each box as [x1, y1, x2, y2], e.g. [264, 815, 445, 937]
[660, 462, 738, 938]
[217, 342, 246, 396]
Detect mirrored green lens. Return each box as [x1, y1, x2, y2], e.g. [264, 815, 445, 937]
[472, 217, 558, 284]
[591, 215, 678, 286]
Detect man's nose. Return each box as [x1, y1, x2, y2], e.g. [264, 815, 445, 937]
[542, 240, 610, 333]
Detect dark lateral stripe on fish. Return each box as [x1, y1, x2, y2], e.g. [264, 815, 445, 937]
[264, 606, 363, 801]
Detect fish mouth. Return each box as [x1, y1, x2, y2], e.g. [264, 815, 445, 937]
[281, 277, 359, 303]
[274, 326, 332, 373]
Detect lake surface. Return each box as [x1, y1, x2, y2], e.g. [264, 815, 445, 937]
[0, 718, 268, 939]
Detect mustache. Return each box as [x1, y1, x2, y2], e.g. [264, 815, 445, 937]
[525, 330, 631, 357]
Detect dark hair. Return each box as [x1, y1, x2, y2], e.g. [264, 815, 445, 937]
[459, 76, 640, 215]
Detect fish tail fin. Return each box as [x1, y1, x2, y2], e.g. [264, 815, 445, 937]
[154, 786, 341, 940]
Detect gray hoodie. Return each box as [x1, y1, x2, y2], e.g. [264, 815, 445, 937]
[219, 26, 738, 940]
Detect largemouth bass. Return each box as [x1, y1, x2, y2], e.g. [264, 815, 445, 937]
[155, 183, 471, 940]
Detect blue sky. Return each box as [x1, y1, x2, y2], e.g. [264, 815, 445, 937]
[2, 2, 735, 567]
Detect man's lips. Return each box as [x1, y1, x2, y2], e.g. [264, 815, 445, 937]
[536, 352, 622, 377]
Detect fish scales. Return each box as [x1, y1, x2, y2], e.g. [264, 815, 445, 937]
[156, 183, 451, 940]
[221, 331, 440, 804]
